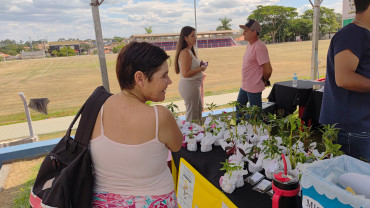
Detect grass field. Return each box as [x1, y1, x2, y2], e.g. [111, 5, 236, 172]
[0, 40, 330, 125]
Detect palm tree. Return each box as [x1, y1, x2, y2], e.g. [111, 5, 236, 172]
[216, 17, 232, 31]
[145, 26, 153, 34]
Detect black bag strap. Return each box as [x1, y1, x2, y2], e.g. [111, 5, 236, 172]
[64, 86, 112, 146]
[65, 104, 85, 138]
[75, 86, 112, 145]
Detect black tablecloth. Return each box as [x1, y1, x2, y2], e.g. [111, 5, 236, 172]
[172, 145, 273, 207]
[267, 80, 325, 116]
[301, 89, 324, 127]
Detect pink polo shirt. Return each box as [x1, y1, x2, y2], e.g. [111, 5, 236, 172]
[241, 39, 270, 93]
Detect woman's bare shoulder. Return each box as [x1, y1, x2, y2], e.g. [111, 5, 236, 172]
[156, 105, 173, 119]
[155, 105, 182, 151]
[179, 49, 191, 57]
[179, 49, 191, 63]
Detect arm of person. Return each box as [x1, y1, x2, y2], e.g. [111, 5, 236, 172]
[262, 62, 272, 85]
[334, 50, 370, 92]
[157, 105, 183, 152]
[179, 50, 206, 78]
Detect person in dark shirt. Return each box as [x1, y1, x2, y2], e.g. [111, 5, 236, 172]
[319, 0, 370, 161]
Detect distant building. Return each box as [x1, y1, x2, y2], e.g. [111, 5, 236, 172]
[0, 53, 23, 61]
[21, 51, 45, 59]
[308, 32, 334, 40]
[0, 53, 11, 61]
[130, 30, 240, 51]
[36, 43, 48, 52]
[234, 35, 248, 46]
[104, 45, 113, 54]
[48, 41, 81, 55]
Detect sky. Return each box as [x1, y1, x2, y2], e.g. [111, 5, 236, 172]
[0, 0, 343, 42]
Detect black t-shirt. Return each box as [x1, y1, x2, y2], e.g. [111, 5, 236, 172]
[320, 23, 370, 132]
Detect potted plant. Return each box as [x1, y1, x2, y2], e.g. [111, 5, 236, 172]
[262, 134, 281, 179]
[166, 102, 180, 118]
[246, 144, 263, 173]
[204, 102, 224, 146]
[205, 102, 217, 119]
[167, 102, 184, 127]
[283, 114, 302, 170]
[319, 124, 343, 159]
[186, 126, 197, 151]
[223, 101, 246, 144]
[219, 159, 245, 194]
[244, 105, 265, 144]
[200, 131, 214, 152]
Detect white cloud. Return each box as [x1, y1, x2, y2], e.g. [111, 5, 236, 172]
[0, 0, 340, 42]
[128, 14, 144, 21]
[297, 4, 312, 15]
[8, 5, 23, 12]
[322, 1, 342, 13]
[32, 0, 85, 9]
[297, 0, 343, 15]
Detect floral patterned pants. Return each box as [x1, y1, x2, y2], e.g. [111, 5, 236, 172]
[92, 190, 178, 208]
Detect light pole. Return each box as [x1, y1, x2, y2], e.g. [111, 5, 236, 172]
[309, 0, 323, 80]
[91, 0, 110, 92]
[194, 0, 198, 55]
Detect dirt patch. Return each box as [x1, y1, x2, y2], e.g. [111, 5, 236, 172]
[0, 157, 44, 207]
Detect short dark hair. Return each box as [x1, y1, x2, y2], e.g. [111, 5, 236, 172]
[116, 41, 169, 90]
[354, 0, 370, 14]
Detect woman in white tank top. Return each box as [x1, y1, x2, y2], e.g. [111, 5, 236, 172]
[90, 42, 183, 208]
[174, 26, 208, 124]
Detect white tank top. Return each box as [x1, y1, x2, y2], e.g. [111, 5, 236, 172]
[90, 105, 174, 196]
[179, 49, 203, 80]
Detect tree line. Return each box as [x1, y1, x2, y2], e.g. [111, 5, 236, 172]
[216, 5, 341, 43]
[0, 36, 125, 57]
[1, 5, 341, 57]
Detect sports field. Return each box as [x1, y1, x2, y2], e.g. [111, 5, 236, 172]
[0, 40, 330, 123]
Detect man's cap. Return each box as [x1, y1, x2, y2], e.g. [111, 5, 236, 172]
[239, 19, 262, 33]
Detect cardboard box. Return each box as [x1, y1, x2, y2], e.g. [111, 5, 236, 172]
[301, 155, 370, 208]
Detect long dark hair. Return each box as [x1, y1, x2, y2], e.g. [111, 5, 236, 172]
[116, 41, 169, 90]
[174, 26, 196, 74]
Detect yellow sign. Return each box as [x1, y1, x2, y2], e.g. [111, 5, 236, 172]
[176, 158, 237, 208]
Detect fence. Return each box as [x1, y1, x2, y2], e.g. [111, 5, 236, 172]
[0, 93, 86, 144]
[0, 92, 244, 144]
[0, 99, 82, 144]
[151, 37, 237, 51]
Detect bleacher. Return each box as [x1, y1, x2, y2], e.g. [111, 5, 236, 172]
[131, 30, 240, 51]
[197, 38, 236, 49]
[151, 37, 236, 51]
[151, 41, 177, 51]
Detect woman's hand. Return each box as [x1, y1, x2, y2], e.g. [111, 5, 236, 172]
[201, 65, 207, 72]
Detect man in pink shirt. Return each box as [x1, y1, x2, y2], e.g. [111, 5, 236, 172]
[236, 19, 273, 122]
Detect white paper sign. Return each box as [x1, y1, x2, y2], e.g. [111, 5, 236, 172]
[177, 162, 195, 208]
[251, 171, 264, 182]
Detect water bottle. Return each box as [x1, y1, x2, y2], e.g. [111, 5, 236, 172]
[272, 154, 301, 208]
[272, 170, 301, 208]
[292, 73, 297, 87]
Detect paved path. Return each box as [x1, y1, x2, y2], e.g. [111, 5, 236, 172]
[0, 87, 272, 142]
